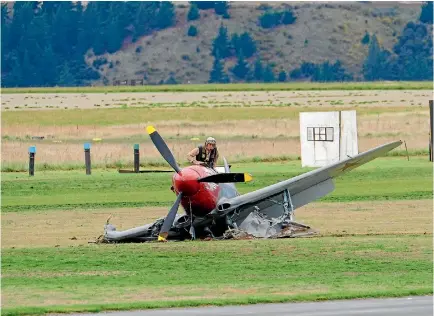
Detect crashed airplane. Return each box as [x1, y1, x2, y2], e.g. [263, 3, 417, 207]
[101, 126, 402, 243]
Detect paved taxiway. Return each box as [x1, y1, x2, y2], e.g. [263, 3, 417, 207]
[66, 296, 433, 316]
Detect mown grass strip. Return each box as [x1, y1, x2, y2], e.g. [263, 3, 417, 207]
[1, 236, 432, 315]
[1, 158, 431, 212]
[1, 201, 167, 212]
[2, 289, 432, 316]
[2, 81, 432, 94]
[2, 193, 431, 213]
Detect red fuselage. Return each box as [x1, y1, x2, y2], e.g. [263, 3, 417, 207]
[171, 165, 221, 216]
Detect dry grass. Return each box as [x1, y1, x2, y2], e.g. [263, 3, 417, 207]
[2, 108, 429, 167]
[2, 284, 330, 309]
[2, 90, 431, 111]
[1, 135, 426, 168]
[2, 90, 430, 168]
[2, 200, 431, 249]
[2, 111, 428, 140]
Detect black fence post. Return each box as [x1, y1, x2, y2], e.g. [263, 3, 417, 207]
[84, 143, 91, 175]
[29, 146, 36, 176]
[134, 144, 140, 173]
[429, 100, 433, 161]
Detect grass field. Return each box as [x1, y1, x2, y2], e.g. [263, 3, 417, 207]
[1, 86, 433, 314]
[1, 156, 432, 315]
[3, 106, 427, 125]
[2, 236, 432, 315]
[2, 88, 430, 170]
[2, 158, 432, 212]
[1, 94, 430, 171]
[2, 89, 431, 112]
[1, 81, 432, 94]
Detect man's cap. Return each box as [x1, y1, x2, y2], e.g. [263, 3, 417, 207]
[206, 137, 216, 144]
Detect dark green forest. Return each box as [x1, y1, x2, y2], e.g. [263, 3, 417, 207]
[1, 1, 433, 88]
[1, 1, 176, 87]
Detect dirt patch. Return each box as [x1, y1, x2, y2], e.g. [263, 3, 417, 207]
[2, 283, 265, 308]
[2, 287, 198, 309]
[295, 199, 433, 237]
[1, 284, 330, 309]
[3, 270, 131, 278]
[1, 207, 169, 249]
[220, 287, 258, 295]
[2, 200, 431, 249]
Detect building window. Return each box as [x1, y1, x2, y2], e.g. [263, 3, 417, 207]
[307, 127, 334, 142]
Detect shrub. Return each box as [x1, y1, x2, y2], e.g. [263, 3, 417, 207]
[419, 1, 433, 24]
[259, 9, 297, 28]
[282, 10, 296, 24]
[187, 3, 200, 21]
[215, 1, 229, 16]
[361, 31, 370, 45]
[188, 25, 198, 37]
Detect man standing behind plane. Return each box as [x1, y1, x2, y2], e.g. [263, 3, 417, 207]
[187, 136, 219, 168]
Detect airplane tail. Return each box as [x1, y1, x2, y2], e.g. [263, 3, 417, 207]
[223, 157, 231, 173]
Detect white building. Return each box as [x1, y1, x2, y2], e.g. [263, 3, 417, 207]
[299, 110, 358, 167]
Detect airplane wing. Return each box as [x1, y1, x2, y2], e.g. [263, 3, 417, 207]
[212, 140, 403, 220]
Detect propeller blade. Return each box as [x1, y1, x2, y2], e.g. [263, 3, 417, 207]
[158, 192, 183, 242]
[197, 173, 253, 183]
[146, 126, 181, 173]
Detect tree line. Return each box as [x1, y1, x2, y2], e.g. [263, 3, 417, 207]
[1, 1, 175, 87]
[363, 21, 432, 81]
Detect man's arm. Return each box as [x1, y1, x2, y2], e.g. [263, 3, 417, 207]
[187, 147, 201, 165]
[214, 150, 219, 165]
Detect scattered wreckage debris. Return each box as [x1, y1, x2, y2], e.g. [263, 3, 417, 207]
[94, 211, 317, 244]
[222, 226, 317, 240]
[222, 211, 318, 240]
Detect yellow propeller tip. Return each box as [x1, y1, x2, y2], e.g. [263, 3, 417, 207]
[146, 126, 156, 135]
[244, 173, 253, 182]
[158, 235, 167, 242]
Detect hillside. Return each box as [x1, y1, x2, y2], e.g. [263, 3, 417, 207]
[1, 1, 431, 87]
[86, 1, 425, 85]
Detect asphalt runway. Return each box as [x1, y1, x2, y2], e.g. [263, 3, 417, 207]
[67, 296, 433, 316]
